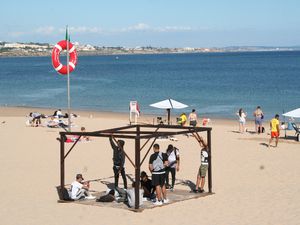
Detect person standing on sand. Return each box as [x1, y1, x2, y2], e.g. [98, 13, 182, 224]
[165, 144, 180, 191]
[268, 114, 280, 148]
[149, 143, 169, 205]
[189, 109, 198, 127]
[193, 136, 209, 193]
[109, 135, 128, 189]
[236, 108, 247, 133]
[253, 106, 264, 133]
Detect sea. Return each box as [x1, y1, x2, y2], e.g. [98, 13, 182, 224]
[0, 51, 299, 120]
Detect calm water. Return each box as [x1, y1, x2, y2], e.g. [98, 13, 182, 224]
[0, 51, 299, 119]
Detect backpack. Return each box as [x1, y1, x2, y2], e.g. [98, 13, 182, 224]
[61, 187, 74, 201]
[152, 152, 164, 171]
[96, 194, 115, 202]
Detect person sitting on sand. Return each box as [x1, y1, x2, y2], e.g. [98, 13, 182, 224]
[70, 174, 95, 200]
[53, 109, 63, 118]
[140, 171, 155, 200]
[126, 182, 144, 208]
[80, 127, 90, 141]
[178, 113, 187, 126]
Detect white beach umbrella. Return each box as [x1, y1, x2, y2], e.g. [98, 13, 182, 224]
[150, 98, 188, 124]
[282, 108, 300, 118]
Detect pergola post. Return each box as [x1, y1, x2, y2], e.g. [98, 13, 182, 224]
[60, 133, 65, 195]
[207, 129, 212, 193]
[134, 125, 141, 209]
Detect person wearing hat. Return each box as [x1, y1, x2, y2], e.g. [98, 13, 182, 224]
[109, 135, 128, 189]
[70, 174, 95, 200]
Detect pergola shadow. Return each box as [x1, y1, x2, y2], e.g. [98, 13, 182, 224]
[57, 124, 213, 210]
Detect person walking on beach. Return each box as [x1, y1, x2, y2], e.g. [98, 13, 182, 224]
[236, 108, 247, 133]
[193, 136, 209, 193]
[149, 143, 169, 205]
[253, 106, 264, 133]
[165, 144, 180, 191]
[109, 135, 128, 189]
[268, 114, 280, 148]
[189, 109, 198, 127]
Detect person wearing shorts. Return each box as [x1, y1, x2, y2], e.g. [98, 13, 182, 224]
[253, 106, 264, 134]
[194, 137, 209, 193]
[269, 114, 280, 148]
[149, 143, 169, 205]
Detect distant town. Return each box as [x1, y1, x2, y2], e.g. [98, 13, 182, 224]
[0, 41, 299, 57]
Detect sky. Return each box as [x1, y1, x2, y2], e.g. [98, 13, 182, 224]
[1, 0, 300, 47]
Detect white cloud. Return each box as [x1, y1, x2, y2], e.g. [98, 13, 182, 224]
[121, 23, 151, 32]
[35, 26, 56, 35]
[8, 31, 25, 37]
[119, 23, 196, 33]
[155, 26, 195, 32]
[67, 26, 103, 34]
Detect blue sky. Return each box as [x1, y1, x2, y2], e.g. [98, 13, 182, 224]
[1, 0, 300, 47]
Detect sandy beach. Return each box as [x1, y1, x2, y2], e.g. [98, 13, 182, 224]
[0, 106, 299, 225]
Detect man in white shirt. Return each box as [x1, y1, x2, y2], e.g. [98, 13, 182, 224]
[70, 174, 95, 200]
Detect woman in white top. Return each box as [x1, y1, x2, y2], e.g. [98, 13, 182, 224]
[236, 108, 247, 133]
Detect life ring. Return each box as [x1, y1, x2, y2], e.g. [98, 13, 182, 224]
[52, 40, 78, 75]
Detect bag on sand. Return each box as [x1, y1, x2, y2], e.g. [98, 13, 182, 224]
[96, 189, 115, 202]
[61, 187, 73, 201]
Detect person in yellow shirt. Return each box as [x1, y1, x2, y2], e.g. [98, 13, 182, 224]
[178, 113, 187, 126]
[268, 114, 280, 148]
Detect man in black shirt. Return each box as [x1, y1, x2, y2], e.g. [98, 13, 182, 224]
[109, 135, 127, 189]
[140, 171, 155, 199]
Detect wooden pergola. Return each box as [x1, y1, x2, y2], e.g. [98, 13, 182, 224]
[58, 124, 212, 210]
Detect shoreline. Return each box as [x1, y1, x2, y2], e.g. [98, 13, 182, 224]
[0, 105, 257, 127]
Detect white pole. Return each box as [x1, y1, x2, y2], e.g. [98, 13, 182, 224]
[66, 25, 71, 132]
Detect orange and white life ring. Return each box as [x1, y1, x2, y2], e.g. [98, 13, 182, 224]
[52, 40, 78, 75]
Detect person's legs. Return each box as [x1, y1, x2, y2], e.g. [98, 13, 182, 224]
[74, 189, 88, 200]
[198, 165, 208, 192]
[120, 167, 127, 189]
[170, 167, 176, 188]
[161, 184, 167, 200]
[155, 185, 162, 201]
[200, 177, 205, 191]
[194, 166, 201, 191]
[242, 121, 246, 133]
[165, 167, 170, 188]
[195, 174, 201, 191]
[268, 136, 273, 147]
[275, 136, 279, 147]
[113, 166, 120, 188]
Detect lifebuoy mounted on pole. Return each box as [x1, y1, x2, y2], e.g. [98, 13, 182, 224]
[52, 40, 78, 75]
